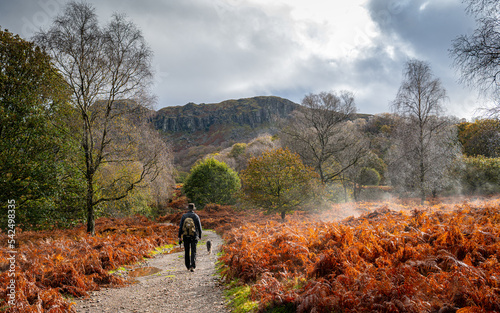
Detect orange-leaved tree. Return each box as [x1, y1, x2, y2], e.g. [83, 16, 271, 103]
[240, 147, 320, 220]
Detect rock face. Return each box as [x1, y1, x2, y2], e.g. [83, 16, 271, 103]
[152, 96, 299, 133]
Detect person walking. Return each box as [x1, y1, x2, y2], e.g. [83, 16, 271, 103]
[178, 203, 202, 272]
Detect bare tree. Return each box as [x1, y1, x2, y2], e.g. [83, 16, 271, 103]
[34, 2, 161, 234]
[97, 111, 174, 217]
[142, 122, 174, 212]
[281, 91, 368, 185]
[390, 59, 460, 203]
[451, 0, 500, 117]
[462, 0, 500, 15]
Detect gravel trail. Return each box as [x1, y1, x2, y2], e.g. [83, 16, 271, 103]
[74, 230, 229, 313]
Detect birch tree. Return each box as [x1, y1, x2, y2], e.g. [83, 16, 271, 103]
[390, 59, 461, 203]
[34, 2, 162, 234]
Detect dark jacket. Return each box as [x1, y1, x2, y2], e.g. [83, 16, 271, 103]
[178, 211, 202, 239]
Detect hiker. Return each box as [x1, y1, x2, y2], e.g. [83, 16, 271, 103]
[178, 203, 202, 272]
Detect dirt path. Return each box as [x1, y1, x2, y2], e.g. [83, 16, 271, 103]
[74, 230, 229, 313]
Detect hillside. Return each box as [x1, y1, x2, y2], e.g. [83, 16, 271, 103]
[151, 95, 374, 173]
[151, 96, 299, 171]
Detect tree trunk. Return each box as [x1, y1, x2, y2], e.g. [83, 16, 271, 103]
[281, 211, 286, 221]
[420, 159, 425, 205]
[419, 120, 426, 205]
[318, 166, 326, 184]
[353, 183, 361, 202]
[86, 176, 95, 235]
[83, 116, 96, 235]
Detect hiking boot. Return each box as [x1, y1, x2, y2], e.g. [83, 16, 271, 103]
[190, 268, 194, 272]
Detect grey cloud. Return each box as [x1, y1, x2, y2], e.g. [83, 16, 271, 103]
[0, 0, 483, 118]
[364, 0, 480, 117]
[0, 0, 67, 38]
[369, 0, 475, 58]
[134, 0, 310, 106]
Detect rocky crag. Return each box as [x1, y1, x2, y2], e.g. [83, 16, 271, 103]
[151, 96, 299, 133]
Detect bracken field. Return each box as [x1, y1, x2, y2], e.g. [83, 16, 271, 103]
[1, 197, 500, 312]
[0, 217, 178, 312]
[220, 197, 500, 313]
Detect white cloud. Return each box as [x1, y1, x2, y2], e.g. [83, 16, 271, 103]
[419, 2, 430, 11]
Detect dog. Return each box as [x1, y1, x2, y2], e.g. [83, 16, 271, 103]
[206, 240, 212, 255]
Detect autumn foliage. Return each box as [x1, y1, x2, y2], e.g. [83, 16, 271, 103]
[241, 147, 320, 220]
[220, 198, 500, 312]
[0, 216, 177, 312]
[159, 203, 283, 235]
[2, 198, 500, 312]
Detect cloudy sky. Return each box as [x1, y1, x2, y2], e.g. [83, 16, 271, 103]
[0, 0, 485, 119]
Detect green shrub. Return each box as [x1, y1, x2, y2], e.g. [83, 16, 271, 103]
[183, 158, 241, 208]
[229, 143, 247, 158]
[461, 156, 500, 194]
[358, 167, 381, 186]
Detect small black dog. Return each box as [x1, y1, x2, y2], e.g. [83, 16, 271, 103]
[206, 240, 212, 254]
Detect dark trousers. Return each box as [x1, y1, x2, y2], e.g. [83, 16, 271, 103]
[183, 235, 197, 269]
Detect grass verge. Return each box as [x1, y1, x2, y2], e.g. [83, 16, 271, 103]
[224, 280, 259, 313]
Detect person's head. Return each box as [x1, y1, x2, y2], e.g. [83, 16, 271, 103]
[187, 203, 196, 212]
